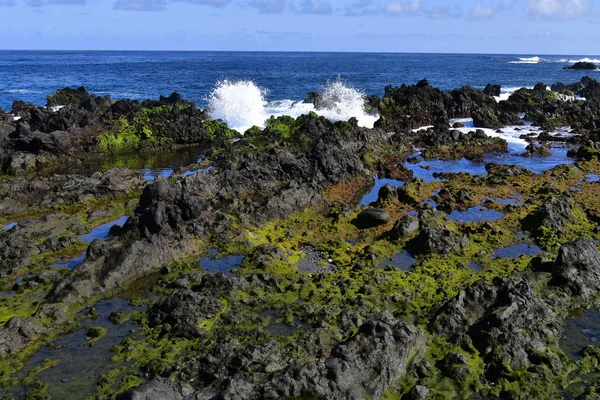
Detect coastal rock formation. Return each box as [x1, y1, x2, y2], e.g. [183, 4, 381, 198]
[564, 62, 598, 70]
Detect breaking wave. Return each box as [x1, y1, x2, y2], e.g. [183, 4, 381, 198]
[207, 79, 379, 133]
[508, 56, 545, 64]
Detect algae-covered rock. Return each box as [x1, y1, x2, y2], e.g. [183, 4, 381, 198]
[147, 289, 223, 339]
[522, 195, 583, 235]
[389, 214, 419, 239]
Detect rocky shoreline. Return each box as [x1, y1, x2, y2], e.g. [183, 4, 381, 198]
[1, 78, 600, 399]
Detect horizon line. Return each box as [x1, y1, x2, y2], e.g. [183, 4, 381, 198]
[0, 49, 598, 57]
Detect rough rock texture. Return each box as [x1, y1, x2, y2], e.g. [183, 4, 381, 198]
[192, 313, 425, 400]
[0, 317, 43, 357]
[389, 214, 419, 239]
[552, 238, 600, 301]
[522, 195, 582, 235]
[117, 377, 183, 400]
[431, 275, 563, 380]
[148, 290, 223, 339]
[408, 210, 468, 255]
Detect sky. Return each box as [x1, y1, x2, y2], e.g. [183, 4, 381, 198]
[0, 0, 598, 54]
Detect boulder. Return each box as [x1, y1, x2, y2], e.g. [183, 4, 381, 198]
[389, 214, 419, 239]
[355, 208, 390, 228]
[552, 238, 600, 301]
[483, 84, 501, 97]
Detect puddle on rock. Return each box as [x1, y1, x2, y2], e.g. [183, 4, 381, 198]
[359, 175, 404, 206]
[468, 261, 483, 271]
[485, 197, 522, 206]
[587, 174, 600, 183]
[47, 147, 205, 179]
[0, 222, 17, 232]
[493, 243, 543, 259]
[405, 138, 576, 183]
[405, 157, 487, 183]
[561, 309, 600, 358]
[80, 216, 128, 243]
[200, 249, 244, 276]
[180, 165, 213, 177]
[447, 206, 504, 223]
[141, 168, 173, 181]
[6, 298, 145, 400]
[51, 252, 85, 270]
[261, 309, 310, 337]
[377, 251, 416, 271]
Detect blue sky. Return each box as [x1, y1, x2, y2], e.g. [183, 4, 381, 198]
[0, 0, 598, 53]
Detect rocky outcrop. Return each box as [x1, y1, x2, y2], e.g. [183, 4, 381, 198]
[0, 317, 43, 357]
[564, 62, 598, 70]
[483, 84, 501, 97]
[431, 275, 562, 380]
[522, 195, 583, 236]
[195, 313, 425, 400]
[117, 377, 183, 400]
[551, 238, 600, 301]
[147, 289, 223, 339]
[408, 210, 469, 255]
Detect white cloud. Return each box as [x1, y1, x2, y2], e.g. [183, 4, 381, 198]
[427, 5, 462, 18]
[249, 0, 286, 13]
[300, 0, 332, 14]
[472, 3, 493, 18]
[385, 0, 420, 14]
[113, 0, 167, 11]
[528, 0, 591, 19]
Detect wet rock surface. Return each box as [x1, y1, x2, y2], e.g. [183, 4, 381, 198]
[3, 80, 600, 400]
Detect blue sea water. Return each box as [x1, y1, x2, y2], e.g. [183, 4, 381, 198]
[1, 51, 599, 111]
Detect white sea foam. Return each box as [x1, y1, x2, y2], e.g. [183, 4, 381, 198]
[493, 86, 531, 103]
[508, 56, 544, 64]
[6, 89, 39, 94]
[207, 80, 269, 133]
[560, 57, 600, 64]
[448, 118, 576, 152]
[207, 79, 378, 133]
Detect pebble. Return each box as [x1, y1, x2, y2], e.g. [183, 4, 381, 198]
[61, 378, 70, 383]
[582, 329, 592, 335]
[591, 336, 598, 343]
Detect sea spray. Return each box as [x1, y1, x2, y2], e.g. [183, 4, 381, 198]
[207, 80, 269, 133]
[207, 79, 379, 133]
[311, 80, 379, 128]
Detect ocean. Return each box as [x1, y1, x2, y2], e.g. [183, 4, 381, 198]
[1, 51, 599, 132]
